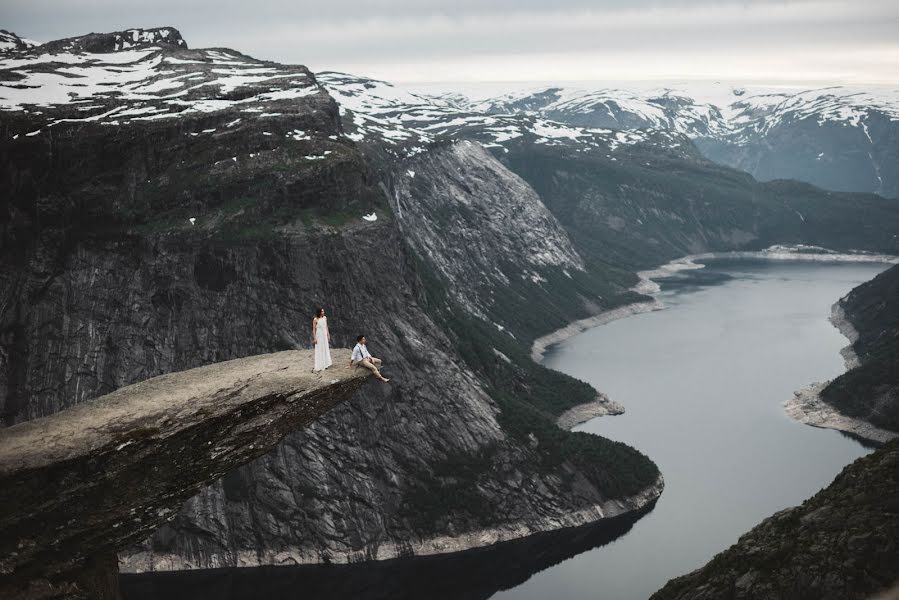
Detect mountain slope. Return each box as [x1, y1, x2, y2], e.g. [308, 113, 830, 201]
[4, 28, 899, 576]
[820, 264, 899, 433]
[476, 83, 899, 197]
[316, 72, 692, 162]
[1, 28, 662, 573]
[318, 74, 899, 273]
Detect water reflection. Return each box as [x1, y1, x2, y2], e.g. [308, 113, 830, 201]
[121, 501, 656, 600]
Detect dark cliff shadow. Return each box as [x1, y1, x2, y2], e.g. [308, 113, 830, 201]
[121, 500, 656, 600]
[837, 429, 884, 450]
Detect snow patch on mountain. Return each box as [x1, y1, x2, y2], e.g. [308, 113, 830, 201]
[0, 30, 38, 53]
[463, 82, 899, 145]
[0, 41, 324, 132]
[317, 72, 689, 158]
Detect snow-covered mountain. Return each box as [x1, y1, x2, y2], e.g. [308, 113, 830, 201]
[316, 72, 692, 160]
[462, 82, 899, 197]
[0, 26, 331, 132]
[4, 27, 899, 598]
[1, 27, 667, 586]
[0, 30, 38, 53]
[699, 85, 899, 198]
[6, 25, 892, 198]
[475, 85, 729, 137]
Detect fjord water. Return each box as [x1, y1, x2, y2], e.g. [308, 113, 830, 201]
[122, 260, 889, 600]
[494, 259, 888, 600]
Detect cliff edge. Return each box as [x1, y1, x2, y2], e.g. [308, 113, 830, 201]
[0, 349, 368, 600]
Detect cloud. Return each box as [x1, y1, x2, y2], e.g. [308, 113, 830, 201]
[4, 0, 899, 83]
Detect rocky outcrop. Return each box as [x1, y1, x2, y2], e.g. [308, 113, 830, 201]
[0, 30, 36, 53]
[0, 349, 369, 600]
[817, 263, 899, 436]
[554, 393, 625, 430]
[650, 439, 899, 600]
[2, 29, 663, 575]
[35, 27, 187, 54]
[5, 26, 899, 581]
[784, 382, 896, 445]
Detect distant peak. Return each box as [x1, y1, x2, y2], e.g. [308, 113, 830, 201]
[0, 30, 37, 53]
[34, 27, 187, 54]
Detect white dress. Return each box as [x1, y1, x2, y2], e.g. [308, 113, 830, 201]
[313, 317, 332, 372]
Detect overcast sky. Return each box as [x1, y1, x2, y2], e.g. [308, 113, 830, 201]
[4, 0, 898, 84]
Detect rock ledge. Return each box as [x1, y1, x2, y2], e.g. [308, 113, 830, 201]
[0, 349, 368, 599]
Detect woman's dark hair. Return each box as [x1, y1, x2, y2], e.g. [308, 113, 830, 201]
[314, 307, 325, 318]
[357, 334, 365, 342]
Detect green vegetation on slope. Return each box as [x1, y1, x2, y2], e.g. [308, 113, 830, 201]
[499, 145, 899, 272]
[410, 255, 660, 506]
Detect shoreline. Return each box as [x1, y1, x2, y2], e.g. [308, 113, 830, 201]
[784, 298, 896, 444]
[532, 245, 898, 366]
[783, 383, 897, 445]
[531, 300, 662, 363]
[556, 393, 625, 430]
[532, 246, 899, 431]
[124, 246, 897, 574]
[120, 474, 665, 571]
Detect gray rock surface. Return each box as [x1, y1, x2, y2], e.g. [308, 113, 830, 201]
[555, 394, 626, 430]
[1, 31, 663, 573]
[0, 349, 368, 600]
[392, 141, 584, 317]
[5, 27, 899, 584]
[784, 382, 896, 444]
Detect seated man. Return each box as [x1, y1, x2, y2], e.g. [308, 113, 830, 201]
[350, 334, 390, 383]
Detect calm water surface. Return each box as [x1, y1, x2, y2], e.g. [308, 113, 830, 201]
[123, 260, 889, 600]
[494, 260, 888, 600]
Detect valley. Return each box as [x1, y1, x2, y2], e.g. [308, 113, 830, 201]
[1, 25, 898, 600]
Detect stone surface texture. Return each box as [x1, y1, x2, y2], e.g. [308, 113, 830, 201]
[0, 349, 368, 599]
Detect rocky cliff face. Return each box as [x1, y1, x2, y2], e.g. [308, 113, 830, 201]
[3, 28, 899, 576]
[1, 28, 661, 573]
[391, 141, 584, 316]
[650, 438, 899, 600]
[118, 133, 664, 570]
[317, 73, 899, 275]
[820, 264, 899, 434]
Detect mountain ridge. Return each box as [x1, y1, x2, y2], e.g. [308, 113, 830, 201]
[3, 27, 898, 580]
[2, 27, 665, 575]
[449, 81, 899, 197]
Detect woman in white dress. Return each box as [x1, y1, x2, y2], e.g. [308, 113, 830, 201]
[312, 307, 332, 372]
